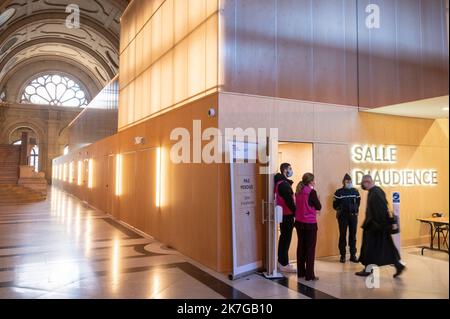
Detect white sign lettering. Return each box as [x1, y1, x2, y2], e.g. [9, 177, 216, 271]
[351, 145, 397, 163]
[351, 144, 438, 187]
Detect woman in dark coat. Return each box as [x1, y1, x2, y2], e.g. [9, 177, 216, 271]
[356, 175, 406, 278]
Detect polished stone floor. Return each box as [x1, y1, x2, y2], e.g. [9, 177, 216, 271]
[0, 187, 448, 299]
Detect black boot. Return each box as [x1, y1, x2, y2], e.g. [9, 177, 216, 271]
[340, 255, 346, 263]
[393, 263, 406, 278]
[355, 269, 372, 277]
[350, 255, 359, 263]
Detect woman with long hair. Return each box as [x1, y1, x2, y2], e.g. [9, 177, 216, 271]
[295, 173, 322, 281]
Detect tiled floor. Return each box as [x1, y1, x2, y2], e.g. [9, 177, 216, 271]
[0, 187, 448, 299]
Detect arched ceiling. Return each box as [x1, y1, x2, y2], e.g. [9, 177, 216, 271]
[0, 0, 129, 102]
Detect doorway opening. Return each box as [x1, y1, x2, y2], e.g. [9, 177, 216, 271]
[277, 142, 314, 263]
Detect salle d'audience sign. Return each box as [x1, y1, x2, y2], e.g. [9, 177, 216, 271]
[351, 145, 438, 187]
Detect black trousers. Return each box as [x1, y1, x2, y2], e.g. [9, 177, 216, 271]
[278, 214, 294, 266]
[295, 222, 318, 280]
[338, 214, 358, 256]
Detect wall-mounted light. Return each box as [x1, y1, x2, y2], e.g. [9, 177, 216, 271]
[115, 154, 122, 196]
[69, 162, 74, 183]
[63, 163, 67, 182]
[156, 147, 162, 207]
[88, 159, 94, 189]
[77, 161, 83, 186]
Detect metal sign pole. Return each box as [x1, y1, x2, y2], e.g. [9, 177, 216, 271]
[263, 137, 283, 279]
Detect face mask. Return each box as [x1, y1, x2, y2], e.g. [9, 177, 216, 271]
[345, 183, 353, 189]
[286, 169, 293, 178]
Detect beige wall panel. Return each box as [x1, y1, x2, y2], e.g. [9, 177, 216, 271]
[188, 0, 207, 32]
[313, 143, 352, 257]
[206, 14, 219, 90]
[151, 10, 162, 65]
[173, 41, 188, 104]
[161, 0, 175, 54]
[174, 0, 189, 43]
[150, 62, 161, 115]
[273, 99, 315, 142]
[313, 104, 358, 143]
[120, 152, 136, 227]
[188, 24, 207, 97]
[161, 52, 174, 110]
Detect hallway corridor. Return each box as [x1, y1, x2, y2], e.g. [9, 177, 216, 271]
[0, 187, 255, 299]
[0, 187, 448, 299]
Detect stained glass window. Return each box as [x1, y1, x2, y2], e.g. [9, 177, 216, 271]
[21, 74, 89, 107]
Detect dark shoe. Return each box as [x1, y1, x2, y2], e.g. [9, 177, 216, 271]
[297, 274, 305, 279]
[340, 255, 346, 263]
[355, 270, 372, 277]
[350, 255, 359, 263]
[393, 264, 406, 278]
[306, 276, 319, 281]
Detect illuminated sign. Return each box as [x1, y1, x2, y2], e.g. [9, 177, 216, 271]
[351, 145, 397, 163]
[351, 145, 438, 187]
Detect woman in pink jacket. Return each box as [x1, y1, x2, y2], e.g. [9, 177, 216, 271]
[295, 173, 322, 281]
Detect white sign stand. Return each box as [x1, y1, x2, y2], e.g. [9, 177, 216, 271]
[229, 141, 262, 280]
[262, 137, 284, 279]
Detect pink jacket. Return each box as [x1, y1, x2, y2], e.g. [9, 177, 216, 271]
[295, 186, 318, 224]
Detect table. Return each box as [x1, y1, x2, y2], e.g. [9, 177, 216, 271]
[417, 217, 449, 255]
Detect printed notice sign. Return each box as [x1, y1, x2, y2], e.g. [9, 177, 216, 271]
[229, 141, 262, 279]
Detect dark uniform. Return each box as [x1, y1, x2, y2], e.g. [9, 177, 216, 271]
[333, 177, 361, 259]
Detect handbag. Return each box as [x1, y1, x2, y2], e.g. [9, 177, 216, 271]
[389, 213, 400, 234]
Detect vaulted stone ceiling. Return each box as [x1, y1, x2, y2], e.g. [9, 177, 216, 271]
[0, 0, 129, 102]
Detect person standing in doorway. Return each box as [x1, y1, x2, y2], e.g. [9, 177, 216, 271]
[333, 174, 361, 263]
[295, 173, 322, 281]
[274, 163, 297, 273]
[356, 175, 406, 278]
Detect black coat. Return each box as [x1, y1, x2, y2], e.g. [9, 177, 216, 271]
[333, 187, 361, 217]
[358, 186, 400, 266]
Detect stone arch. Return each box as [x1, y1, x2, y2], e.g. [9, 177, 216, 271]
[1, 56, 104, 102]
[1, 119, 46, 145]
[8, 126, 40, 144]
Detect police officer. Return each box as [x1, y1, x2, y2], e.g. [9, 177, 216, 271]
[333, 174, 361, 263]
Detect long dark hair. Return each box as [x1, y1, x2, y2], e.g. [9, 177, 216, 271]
[296, 173, 315, 194]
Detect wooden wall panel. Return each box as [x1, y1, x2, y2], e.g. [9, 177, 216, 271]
[276, 0, 314, 101]
[121, 152, 136, 227]
[220, 0, 358, 106]
[220, 0, 448, 108]
[357, 0, 449, 108]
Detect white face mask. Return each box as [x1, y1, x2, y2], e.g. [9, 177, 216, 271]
[286, 169, 293, 178]
[345, 183, 353, 189]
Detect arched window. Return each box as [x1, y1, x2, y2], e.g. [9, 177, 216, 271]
[20, 74, 89, 107]
[30, 145, 39, 172]
[11, 140, 39, 172]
